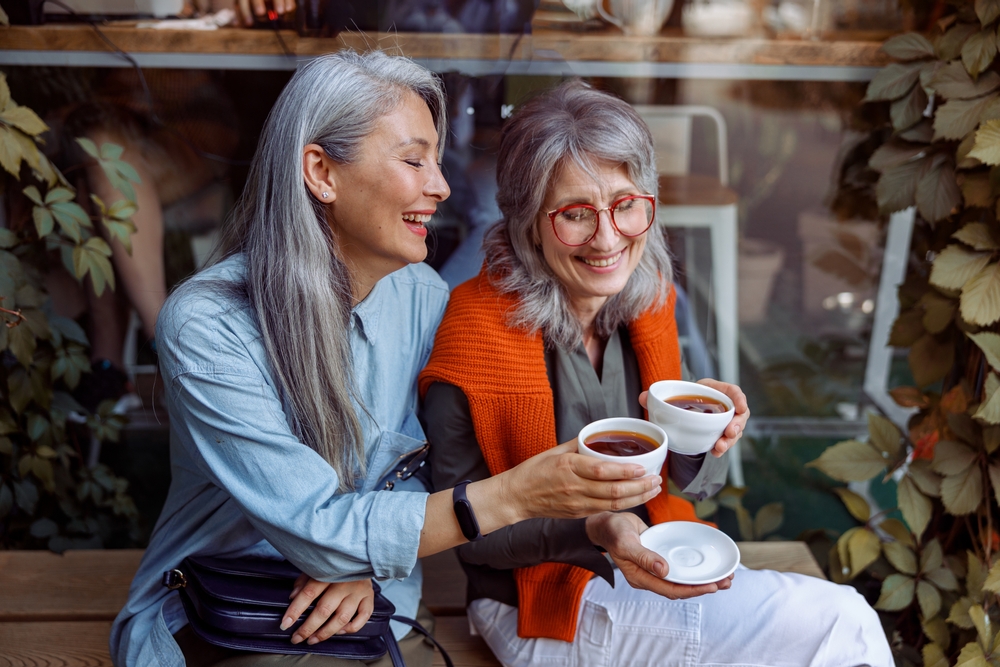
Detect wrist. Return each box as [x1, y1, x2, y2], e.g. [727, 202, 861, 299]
[585, 512, 611, 547]
[464, 475, 525, 533]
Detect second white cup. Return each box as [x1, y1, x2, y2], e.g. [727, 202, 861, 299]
[577, 417, 668, 477]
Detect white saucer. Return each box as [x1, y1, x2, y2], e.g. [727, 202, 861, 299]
[639, 521, 740, 585]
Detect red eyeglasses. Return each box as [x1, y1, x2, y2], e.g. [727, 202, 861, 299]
[545, 194, 656, 247]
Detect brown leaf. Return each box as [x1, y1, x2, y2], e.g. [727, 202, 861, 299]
[909, 333, 955, 388]
[932, 440, 978, 475]
[879, 517, 915, 547]
[909, 459, 943, 497]
[962, 28, 998, 77]
[917, 157, 963, 222]
[937, 23, 980, 61]
[876, 155, 930, 214]
[921, 291, 957, 334]
[810, 249, 870, 288]
[890, 309, 926, 347]
[892, 84, 929, 132]
[958, 130, 982, 168]
[870, 140, 928, 171]
[930, 59, 1000, 99]
[974, 372, 1000, 423]
[866, 61, 924, 102]
[961, 171, 994, 208]
[954, 222, 1000, 250]
[978, 0, 1000, 24]
[934, 95, 997, 141]
[961, 262, 1000, 325]
[925, 567, 960, 591]
[931, 245, 992, 291]
[889, 386, 930, 408]
[834, 487, 871, 523]
[882, 32, 937, 60]
[941, 464, 984, 514]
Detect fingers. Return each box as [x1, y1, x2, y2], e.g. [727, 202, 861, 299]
[237, 0, 253, 25]
[289, 573, 309, 600]
[251, 0, 266, 19]
[638, 390, 648, 410]
[337, 594, 374, 635]
[291, 580, 374, 645]
[572, 453, 647, 482]
[282, 578, 332, 635]
[618, 559, 727, 600]
[695, 380, 749, 458]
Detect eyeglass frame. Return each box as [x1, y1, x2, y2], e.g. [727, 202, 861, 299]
[544, 194, 657, 247]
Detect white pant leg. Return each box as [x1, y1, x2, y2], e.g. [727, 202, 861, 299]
[468, 568, 892, 667]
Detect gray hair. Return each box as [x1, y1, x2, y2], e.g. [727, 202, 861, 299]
[483, 80, 672, 349]
[212, 51, 447, 489]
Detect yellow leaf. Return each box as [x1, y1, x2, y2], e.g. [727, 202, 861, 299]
[848, 527, 881, 577]
[0, 105, 48, 137]
[924, 616, 951, 649]
[969, 119, 1000, 165]
[962, 262, 1000, 325]
[922, 642, 948, 667]
[969, 332, 1000, 369]
[956, 223, 1000, 252]
[983, 558, 1000, 593]
[834, 487, 872, 522]
[962, 171, 994, 207]
[880, 518, 916, 547]
[898, 476, 932, 540]
[968, 551, 988, 602]
[955, 639, 988, 667]
[917, 580, 942, 619]
[931, 245, 993, 291]
[806, 440, 887, 482]
[969, 604, 994, 650]
[974, 375, 1000, 423]
[949, 596, 976, 628]
[883, 540, 918, 575]
[963, 28, 998, 78]
[0, 125, 23, 177]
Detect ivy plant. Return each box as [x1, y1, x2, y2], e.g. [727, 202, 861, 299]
[808, 2, 1000, 664]
[0, 67, 140, 551]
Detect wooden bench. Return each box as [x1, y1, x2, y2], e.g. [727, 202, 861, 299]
[0, 543, 824, 666]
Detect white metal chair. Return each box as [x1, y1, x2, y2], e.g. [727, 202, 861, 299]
[634, 104, 743, 485]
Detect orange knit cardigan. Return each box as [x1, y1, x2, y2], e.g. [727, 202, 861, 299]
[418, 270, 705, 642]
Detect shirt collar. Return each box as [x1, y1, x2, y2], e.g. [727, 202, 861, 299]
[351, 278, 384, 345]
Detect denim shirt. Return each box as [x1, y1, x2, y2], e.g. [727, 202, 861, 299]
[109, 255, 450, 667]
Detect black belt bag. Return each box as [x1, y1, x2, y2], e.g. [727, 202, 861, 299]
[163, 555, 452, 667]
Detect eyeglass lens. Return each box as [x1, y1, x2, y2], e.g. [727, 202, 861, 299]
[553, 197, 654, 246]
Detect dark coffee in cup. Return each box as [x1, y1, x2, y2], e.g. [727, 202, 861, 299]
[584, 431, 660, 457]
[666, 395, 729, 414]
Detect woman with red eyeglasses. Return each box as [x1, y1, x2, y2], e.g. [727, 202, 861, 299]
[416, 81, 892, 667]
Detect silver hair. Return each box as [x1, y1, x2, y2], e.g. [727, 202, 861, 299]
[483, 80, 672, 349]
[210, 51, 447, 489]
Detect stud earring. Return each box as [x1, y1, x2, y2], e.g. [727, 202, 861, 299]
[321, 192, 329, 199]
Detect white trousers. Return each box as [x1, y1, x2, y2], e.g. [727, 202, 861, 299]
[468, 567, 892, 667]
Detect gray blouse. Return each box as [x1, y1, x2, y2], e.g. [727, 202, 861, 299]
[423, 326, 728, 607]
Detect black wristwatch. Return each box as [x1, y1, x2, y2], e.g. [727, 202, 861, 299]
[453, 480, 483, 542]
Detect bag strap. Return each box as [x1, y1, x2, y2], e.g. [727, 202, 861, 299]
[390, 615, 455, 667]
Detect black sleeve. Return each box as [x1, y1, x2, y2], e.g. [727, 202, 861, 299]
[423, 381, 614, 581]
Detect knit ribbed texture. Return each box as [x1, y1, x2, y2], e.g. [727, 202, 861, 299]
[420, 270, 705, 642]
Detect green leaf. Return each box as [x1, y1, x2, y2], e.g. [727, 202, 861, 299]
[43, 186, 73, 204]
[923, 538, 944, 572]
[917, 157, 963, 222]
[865, 61, 924, 102]
[13, 478, 37, 513]
[102, 217, 136, 254]
[978, 0, 1000, 24]
[735, 504, 752, 541]
[926, 566, 961, 591]
[983, 558, 1000, 593]
[806, 439, 887, 482]
[29, 517, 58, 539]
[898, 476, 932, 540]
[752, 502, 783, 539]
[882, 32, 936, 60]
[970, 604, 994, 650]
[49, 315, 88, 346]
[32, 205, 53, 238]
[924, 616, 952, 649]
[884, 541, 918, 575]
[8, 320, 36, 368]
[834, 487, 871, 522]
[963, 28, 998, 77]
[876, 156, 929, 214]
[22, 185, 42, 205]
[955, 222, 1000, 250]
[909, 333, 955, 388]
[917, 580, 942, 619]
[968, 551, 988, 601]
[99, 142, 124, 161]
[892, 84, 929, 131]
[955, 639, 989, 667]
[961, 262, 1000, 325]
[875, 573, 916, 610]
[75, 137, 99, 159]
[941, 464, 984, 514]
[932, 440, 978, 475]
[72, 237, 115, 297]
[935, 95, 998, 142]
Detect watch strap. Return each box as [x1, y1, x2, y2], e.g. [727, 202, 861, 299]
[452, 480, 483, 542]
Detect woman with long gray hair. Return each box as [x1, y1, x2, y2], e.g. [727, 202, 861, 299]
[418, 81, 893, 666]
[109, 53, 664, 667]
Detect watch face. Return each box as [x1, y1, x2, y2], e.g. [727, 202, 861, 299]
[455, 499, 480, 541]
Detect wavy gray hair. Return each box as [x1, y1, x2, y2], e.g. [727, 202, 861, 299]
[211, 51, 446, 489]
[483, 80, 672, 349]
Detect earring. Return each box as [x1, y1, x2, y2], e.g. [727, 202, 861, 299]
[321, 192, 329, 199]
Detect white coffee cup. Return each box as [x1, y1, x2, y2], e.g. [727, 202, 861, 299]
[646, 380, 734, 455]
[598, 0, 675, 36]
[577, 417, 668, 477]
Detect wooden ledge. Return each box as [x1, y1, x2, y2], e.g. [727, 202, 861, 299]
[658, 174, 739, 207]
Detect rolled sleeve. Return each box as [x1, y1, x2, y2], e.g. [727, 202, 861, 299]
[365, 490, 427, 580]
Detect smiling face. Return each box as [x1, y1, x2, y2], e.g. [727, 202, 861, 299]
[325, 91, 450, 294]
[537, 158, 649, 323]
